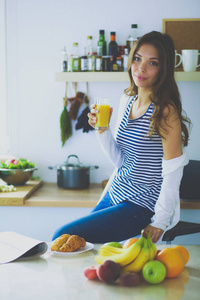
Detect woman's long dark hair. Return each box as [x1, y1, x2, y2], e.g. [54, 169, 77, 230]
[125, 31, 191, 146]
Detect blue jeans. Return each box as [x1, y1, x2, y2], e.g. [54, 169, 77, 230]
[52, 192, 153, 243]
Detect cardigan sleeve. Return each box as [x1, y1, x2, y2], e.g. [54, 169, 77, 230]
[150, 149, 189, 230]
[96, 128, 124, 169]
[95, 94, 132, 169]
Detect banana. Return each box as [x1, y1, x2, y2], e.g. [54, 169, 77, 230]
[94, 236, 144, 266]
[98, 248, 117, 257]
[122, 237, 150, 272]
[147, 232, 157, 260]
[99, 245, 124, 255]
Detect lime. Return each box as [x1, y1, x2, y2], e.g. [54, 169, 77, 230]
[104, 242, 122, 248]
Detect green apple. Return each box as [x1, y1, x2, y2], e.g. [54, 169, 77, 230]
[142, 260, 166, 284]
[104, 242, 122, 248]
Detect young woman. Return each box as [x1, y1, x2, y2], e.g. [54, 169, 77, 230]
[52, 31, 191, 243]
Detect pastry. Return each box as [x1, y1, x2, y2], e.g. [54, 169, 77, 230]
[51, 234, 71, 251]
[59, 235, 86, 252]
[51, 234, 86, 252]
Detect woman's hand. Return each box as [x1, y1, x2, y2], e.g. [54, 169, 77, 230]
[87, 104, 98, 129]
[87, 104, 113, 134]
[143, 224, 164, 243]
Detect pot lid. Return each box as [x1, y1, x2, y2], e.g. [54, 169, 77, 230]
[61, 155, 89, 170]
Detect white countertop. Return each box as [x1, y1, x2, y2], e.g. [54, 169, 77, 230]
[0, 244, 199, 300]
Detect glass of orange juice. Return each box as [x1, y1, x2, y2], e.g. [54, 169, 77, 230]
[94, 97, 110, 130]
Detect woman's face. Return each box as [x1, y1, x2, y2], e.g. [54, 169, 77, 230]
[131, 43, 161, 91]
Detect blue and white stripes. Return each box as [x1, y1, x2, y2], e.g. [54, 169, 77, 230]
[109, 96, 163, 212]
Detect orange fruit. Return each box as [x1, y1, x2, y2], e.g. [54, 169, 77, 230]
[123, 238, 139, 249]
[173, 246, 189, 265]
[156, 248, 185, 278]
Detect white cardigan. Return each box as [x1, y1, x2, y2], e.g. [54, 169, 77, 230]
[96, 94, 189, 241]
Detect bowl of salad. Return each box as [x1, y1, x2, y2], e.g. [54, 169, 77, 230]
[0, 158, 37, 185]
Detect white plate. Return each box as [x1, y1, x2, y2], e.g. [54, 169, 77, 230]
[51, 242, 94, 257]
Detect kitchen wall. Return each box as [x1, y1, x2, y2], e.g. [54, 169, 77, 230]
[6, 0, 200, 184]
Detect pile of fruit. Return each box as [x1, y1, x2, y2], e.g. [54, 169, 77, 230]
[84, 232, 189, 287]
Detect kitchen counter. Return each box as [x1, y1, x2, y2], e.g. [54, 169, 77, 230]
[0, 244, 199, 300]
[25, 182, 103, 207]
[0, 181, 199, 208]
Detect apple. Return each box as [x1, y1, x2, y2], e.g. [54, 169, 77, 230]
[84, 265, 98, 280]
[97, 260, 121, 283]
[119, 271, 141, 287]
[142, 260, 166, 284]
[104, 241, 122, 248]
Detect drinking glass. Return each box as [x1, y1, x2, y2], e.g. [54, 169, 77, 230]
[94, 97, 110, 130]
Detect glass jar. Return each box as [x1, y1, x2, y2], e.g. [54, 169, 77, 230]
[116, 57, 123, 71]
[96, 46, 102, 71]
[102, 56, 110, 71]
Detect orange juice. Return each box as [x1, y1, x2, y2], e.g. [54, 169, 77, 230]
[95, 104, 110, 129]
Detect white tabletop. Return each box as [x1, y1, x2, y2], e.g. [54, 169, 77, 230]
[0, 244, 199, 300]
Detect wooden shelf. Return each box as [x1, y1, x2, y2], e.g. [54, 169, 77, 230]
[55, 71, 200, 82]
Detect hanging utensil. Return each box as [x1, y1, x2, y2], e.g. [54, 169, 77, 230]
[60, 82, 72, 147]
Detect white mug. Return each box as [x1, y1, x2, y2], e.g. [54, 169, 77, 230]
[182, 49, 200, 72]
[175, 50, 182, 68]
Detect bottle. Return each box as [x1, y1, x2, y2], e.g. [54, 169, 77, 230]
[87, 36, 93, 55]
[126, 24, 138, 53]
[118, 45, 126, 57]
[123, 48, 129, 71]
[87, 47, 96, 71]
[80, 47, 88, 71]
[109, 55, 118, 71]
[97, 30, 107, 55]
[60, 46, 68, 72]
[96, 46, 102, 71]
[102, 56, 110, 71]
[72, 42, 80, 72]
[116, 56, 123, 71]
[109, 32, 118, 58]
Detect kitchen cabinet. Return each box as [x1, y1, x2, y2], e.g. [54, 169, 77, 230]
[55, 71, 200, 82]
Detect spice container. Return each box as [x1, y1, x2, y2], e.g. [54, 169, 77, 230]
[96, 46, 102, 71]
[87, 47, 96, 71]
[102, 56, 110, 71]
[109, 56, 118, 71]
[118, 45, 126, 57]
[116, 57, 123, 71]
[80, 47, 88, 71]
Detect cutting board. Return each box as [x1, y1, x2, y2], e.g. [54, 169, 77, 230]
[0, 180, 43, 206]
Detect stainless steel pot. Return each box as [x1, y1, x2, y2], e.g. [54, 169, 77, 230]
[48, 155, 99, 189]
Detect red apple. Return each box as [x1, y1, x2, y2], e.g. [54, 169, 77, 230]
[119, 271, 140, 287]
[97, 260, 121, 283]
[84, 265, 98, 280]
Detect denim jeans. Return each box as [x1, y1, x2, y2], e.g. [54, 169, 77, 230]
[52, 192, 153, 243]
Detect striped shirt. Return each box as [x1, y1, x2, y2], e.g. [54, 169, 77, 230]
[109, 96, 164, 212]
